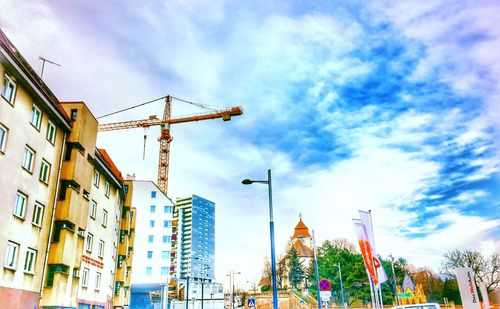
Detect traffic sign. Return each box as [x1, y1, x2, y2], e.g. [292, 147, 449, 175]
[320, 291, 331, 299]
[247, 297, 256, 307]
[319, 278, 331, 291]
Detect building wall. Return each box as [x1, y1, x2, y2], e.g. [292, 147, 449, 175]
[38, 102, 98, 308]
[77, 150, 124, 309]
[130, 180, 174, 308]
[114, 179, 136, 308]
[0, 48, 69, 308]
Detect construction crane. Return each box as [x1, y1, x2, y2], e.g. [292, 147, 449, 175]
[98, 95, 243, 194]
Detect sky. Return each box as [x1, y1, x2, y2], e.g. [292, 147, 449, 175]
[1, 0, 499, 289]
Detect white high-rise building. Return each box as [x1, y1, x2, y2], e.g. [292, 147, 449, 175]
[129, 179, 174, 308]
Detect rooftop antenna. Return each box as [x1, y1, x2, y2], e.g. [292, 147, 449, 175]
[39, 56, 61, 79]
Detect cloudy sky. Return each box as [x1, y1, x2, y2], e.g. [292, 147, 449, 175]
[1, 0, 499, 287]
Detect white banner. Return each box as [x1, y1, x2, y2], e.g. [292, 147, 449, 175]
[478, 282, 490, 309]
[359, 210, 388, 284]
[455, 267, 481, 309]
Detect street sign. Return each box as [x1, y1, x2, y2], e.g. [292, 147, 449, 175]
[320, 291, 331, 299]
[247, 297, 256, 307]
[319, 278, 331, 291]
[322, 299, 330, 308]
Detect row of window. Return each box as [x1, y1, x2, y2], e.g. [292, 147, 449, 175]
[13, 191, 45, 226]
[145, 266, 169, 276]
[146, 250, 171, 259]
[89, 199, 108, 227]
[1, 75, 57, 147]
[147, 235, 171, 243]
[3, 241, 37, 274]
[85, 233, 105, 259]
[148, 220, 172, 228]
[92, 170, 111, 198]
[80, 267, 101, 290]
[149, 205, 173, 213]
[20, 145, 52, 183]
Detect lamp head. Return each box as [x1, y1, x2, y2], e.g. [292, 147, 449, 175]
[241, 179, 253, 185]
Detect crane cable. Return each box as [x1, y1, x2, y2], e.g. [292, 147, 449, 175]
[96, 95, 167, 119]
[97, 95, 223, 119]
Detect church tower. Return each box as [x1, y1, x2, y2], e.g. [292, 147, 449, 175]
[290, 213, 313, 265]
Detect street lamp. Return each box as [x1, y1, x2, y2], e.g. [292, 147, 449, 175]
[242, 169, 278, 309]
[336, 263, 346, 309]
[389, 254, 398, 305]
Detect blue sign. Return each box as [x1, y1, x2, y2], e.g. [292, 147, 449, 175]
[247, 297, 256, 307]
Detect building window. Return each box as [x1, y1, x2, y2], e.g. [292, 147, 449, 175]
[24, 248, 37, 274]
[32, 202, 44, 227]
[2, 74, 16, 104]
[146, 267, 152, 276]
[164, 205, 173, 213]
[4, 241, 19, 269]
[149, 220, 155, 228]
[95, 272, 101, 290]
[150, 205, 156, 213]
[162, 235, 171, 243]
[22, 146, 35, 173]
[86, 233, 93, 252]
[147, 251, 153, 259]
[81, 267, 89, 287]
[161, 267, 168, 275]
[30, 104, 42, 130]
[163, 220, 171, 228]
[151, 191, 157, 198]
[14, 191, 27, 219]
[93, 170, 100, 187]
[0, 123, 8, 153]
[46, 121, 56, 144]
[148, 235, 154, 243]
[70, 109, 77, 121]
[105, 181, 111, 197]
[102, 210, 108, 227]
[98, 240, 105, 258]
[162, 251, 169, 259]
[89, 200, 97, 219]
[39, 159, 51, 184]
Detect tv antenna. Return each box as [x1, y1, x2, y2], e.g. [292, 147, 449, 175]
[39, 56, 61, 79]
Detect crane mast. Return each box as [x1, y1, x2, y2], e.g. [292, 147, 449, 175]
[97, 95, 243, 194]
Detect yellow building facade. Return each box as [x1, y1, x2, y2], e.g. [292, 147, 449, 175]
[0, 29, 72, 308]
[0, 28, 135, 309]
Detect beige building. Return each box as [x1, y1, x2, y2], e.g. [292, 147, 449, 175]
[76, 147, 126, 308]
[0, 28, 134, 309]
[0, 29, 72, 308]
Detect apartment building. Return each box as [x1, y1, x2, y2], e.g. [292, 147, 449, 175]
[0, 28, 135, 309]
[129, 179, 174, 309]
[173, 195, 215, 283]
[0, 29, 72, 308]
[76, 147, 125, 309]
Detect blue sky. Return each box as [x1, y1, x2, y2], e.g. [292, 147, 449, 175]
[1, 0, 498, 286]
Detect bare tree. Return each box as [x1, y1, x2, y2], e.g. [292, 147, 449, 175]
[441, 250, 500, 292]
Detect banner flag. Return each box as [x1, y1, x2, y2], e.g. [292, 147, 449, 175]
[358, 210, 388, 284]
[478, 282, 490, 309]
[455, 267, 481, 309]
[353, 219, 379, 286]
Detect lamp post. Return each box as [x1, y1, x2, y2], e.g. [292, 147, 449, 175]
[242, 169, 278, 309]
[389, 254, 398, 305]
[227, 270, 241, 309]
[336, 263, 346, 309]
